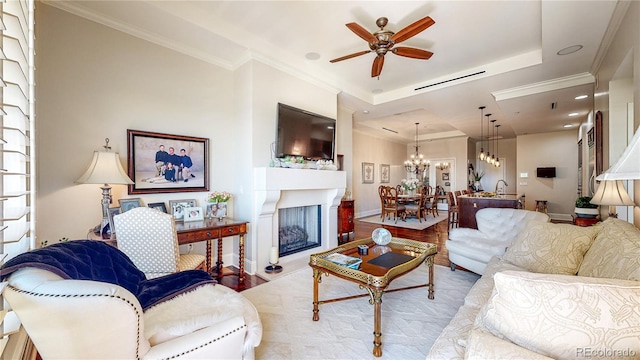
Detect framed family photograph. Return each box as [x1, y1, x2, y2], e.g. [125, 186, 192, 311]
[362, 162, 374, 184]
[168, 199, 197, 221]
[380, 164, 390, 183]
[205, 202, 227, 219]
[184, 206, 204, 222]
[119, 198, 143, 212]
[127, 129, 209, 194]
[147, 202, 167, 213]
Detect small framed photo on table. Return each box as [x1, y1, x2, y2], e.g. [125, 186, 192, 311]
[147, 202, 167, 213]
[169, 199, 197, 221]
[184, 207, 204, 222]
[119, 198, 143, 212]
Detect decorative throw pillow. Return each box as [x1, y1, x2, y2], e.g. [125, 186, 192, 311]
[475, 271, 640, 359]
[578, 217, 640, 281]
[502, 221, 599, 275]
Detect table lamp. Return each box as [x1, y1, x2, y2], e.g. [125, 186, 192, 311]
[590, 180, 634, 218]
[590, 125, 640, 217]
[75, 138, 133, 238]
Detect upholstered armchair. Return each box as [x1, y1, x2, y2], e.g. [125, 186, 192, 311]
[114, 206, 206, 278]
[1, 240, 262, 359]
[446, 208, 550, 275]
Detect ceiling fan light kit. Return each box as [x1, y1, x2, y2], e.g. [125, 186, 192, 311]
[331, 16, 435, 77]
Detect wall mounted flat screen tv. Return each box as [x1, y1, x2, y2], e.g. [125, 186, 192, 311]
[536, 167, 556, 178]
[276, 103, 336, 160]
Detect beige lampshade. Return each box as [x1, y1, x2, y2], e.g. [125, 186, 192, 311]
[590, 180, 635, 206]
[75, 151, 134, 185]
[596, 125, 640, 181]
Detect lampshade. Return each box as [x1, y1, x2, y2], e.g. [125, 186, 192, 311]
[595, 125, 640, 181]
[75, 151, 133, 185]
[590, 180, 635, 206]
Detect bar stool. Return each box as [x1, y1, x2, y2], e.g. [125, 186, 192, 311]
[535, 200, 548, 214]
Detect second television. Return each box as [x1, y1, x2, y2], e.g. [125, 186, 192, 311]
[276, 103, 336, 160]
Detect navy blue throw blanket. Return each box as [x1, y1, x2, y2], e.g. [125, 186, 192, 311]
[0, 240, 215, 310]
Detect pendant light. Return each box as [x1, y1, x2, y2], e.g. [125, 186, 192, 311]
[489, 119, 496, 165]
[485, 114, 492, 163]
[478, 106, 486, 160]
[495, 124, 501, 167]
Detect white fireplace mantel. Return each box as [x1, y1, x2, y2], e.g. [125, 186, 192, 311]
[252, 167, 346, 278]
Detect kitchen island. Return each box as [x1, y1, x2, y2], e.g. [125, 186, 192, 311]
[457, 194, 522, 229]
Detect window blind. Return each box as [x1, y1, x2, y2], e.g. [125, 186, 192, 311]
[0, 0, 35, 356]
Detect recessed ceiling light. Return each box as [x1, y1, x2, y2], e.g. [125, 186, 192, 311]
[557, 45, 583, 56]
[372, 89, 383, 94]
[568, 112, 579, 117]
[575, 95, 588, 100]
[363, 110, 370, 114]
[305, 52, 320, 60]
[563, 124, 574, 128]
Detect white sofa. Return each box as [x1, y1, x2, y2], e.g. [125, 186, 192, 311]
[446, 208, 550, 275]
[428, 217, 640, 359]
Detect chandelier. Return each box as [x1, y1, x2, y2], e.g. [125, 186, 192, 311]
[404, 122, 430, 174]
[435, 162, 450, 171]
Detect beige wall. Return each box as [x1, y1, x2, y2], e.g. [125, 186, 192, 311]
[35, 5, 234, 249]
[516, 131, 579, 218]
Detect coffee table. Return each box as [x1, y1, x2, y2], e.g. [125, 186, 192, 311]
[309, 237, 437, 357]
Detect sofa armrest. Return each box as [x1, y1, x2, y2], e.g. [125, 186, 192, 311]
[5, 268, 151, 359]
[448, 228, 490, 241]
[143, 316, 247, 359]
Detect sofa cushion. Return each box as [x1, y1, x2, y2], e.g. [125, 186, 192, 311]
[475, 271, 640, 359]
[502, 221, 599, 275]
[578, 217, 640, 281]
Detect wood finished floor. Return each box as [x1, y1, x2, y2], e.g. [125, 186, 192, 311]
[224, 217, 453, 291]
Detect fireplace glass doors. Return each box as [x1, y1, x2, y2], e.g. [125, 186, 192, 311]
[278, 205, 321, 257]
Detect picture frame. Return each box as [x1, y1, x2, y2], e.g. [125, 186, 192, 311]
[184, 206, 204, 222]
[445, 181, 451, 186]
[362, 162, 374, 184]
[380, 164, 390, 183]
[442, 173, 450, 181]
[205, 202, 227, 219]
[118, 198, 143, 212]
[168, 199, 197, 221]
[127, 129, 209, 194]
[147, 202, 167, 213]
[107, 206, 122, 235]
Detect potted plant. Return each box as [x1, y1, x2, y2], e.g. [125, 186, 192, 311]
[574, 196, 599, 218]
[473, 171, 485, 191]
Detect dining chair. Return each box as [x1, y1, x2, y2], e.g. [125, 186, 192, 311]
[381, 186, 406, 223]
[113, 207, 207, 278]
[378, 185, 387, 220]
[404, 189, 424, 222]
[421, 186, 439, 219]
[446, 191, 460, 229]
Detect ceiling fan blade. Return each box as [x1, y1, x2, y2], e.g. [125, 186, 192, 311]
[392, 47, 434, 60]
[390, 16, 435, 44]
[346, 22, 378, 43]
[371, 55, 384, 77]
[329, 50, 372, 63]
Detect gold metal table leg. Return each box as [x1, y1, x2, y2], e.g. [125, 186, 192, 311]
[312, 268, 321, 321]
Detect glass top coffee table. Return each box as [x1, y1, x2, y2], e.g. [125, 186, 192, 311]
[309, 237, 437, 357]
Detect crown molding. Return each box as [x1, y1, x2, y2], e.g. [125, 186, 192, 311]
[590, 0, 632, 77]
[492, 72, 595, 101]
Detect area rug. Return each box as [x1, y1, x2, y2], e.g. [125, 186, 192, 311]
[242, 264, 480, 360]
[359, 213, 448, 230]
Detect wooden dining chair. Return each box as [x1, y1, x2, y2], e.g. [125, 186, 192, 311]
[404, 188, 424, 222]
[381, 186, 406, 223]
[446, 191, 460, 229]
[378, 185, 386, 220]
[421, 186, 439, 219]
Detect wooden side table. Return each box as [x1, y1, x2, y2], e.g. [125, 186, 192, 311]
[338, 199, 355, 244]
[572, 215, 600, 227]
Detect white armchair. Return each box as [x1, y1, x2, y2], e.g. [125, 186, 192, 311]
[446, 208, 550, 275]
[1, 240, 262, 359]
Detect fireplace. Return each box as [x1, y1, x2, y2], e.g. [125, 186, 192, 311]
[279, 205, 321, 256]
[253, 167, 346, 277]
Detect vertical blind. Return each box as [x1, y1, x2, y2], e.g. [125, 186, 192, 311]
[0, 0, 35, 355]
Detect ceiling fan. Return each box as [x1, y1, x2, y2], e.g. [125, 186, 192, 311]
[330, 16, 435, 77]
